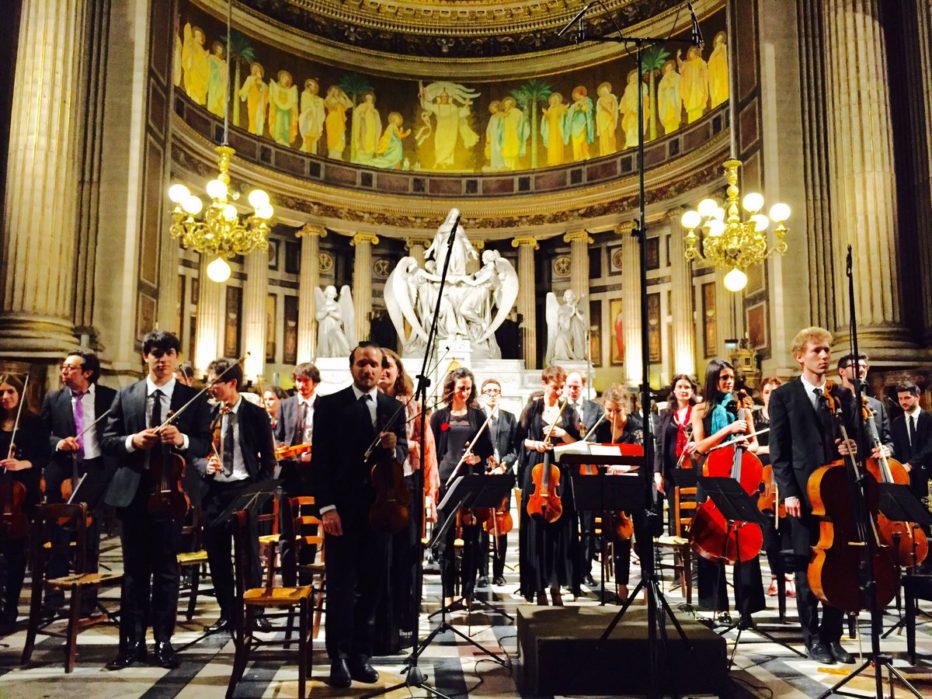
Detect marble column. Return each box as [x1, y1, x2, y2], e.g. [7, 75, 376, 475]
[822, 0, 914, 356]
[512, 236, 539, 369]
[0, 0, 87, 357]
[563, 229, 593, 302]
[242, 249, 268, 381]
[194, 255, 224, 373]
[296, 223, 326, 363]
[666, 210, 696, 376]
[619, 224, 642, 386]
[351, 232, 379, 342]
[405, 238, 430, 266]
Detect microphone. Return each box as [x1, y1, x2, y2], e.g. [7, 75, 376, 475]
[686, 1, 704, 48]
[557, 1, 596, 38]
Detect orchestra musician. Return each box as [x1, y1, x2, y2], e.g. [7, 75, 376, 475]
[101, 330, 211, 670]
[517, 365, 581, 606]
[40, 351, 117, 617]
[689, 359, 765, 626]
[274, 362, 320, 498]
[837, 353, 894, 459]
[0, 374, 50, 635]
[198, 358, 276, 635]
[262, 385, 287, 434]
[652, 374, 698, 533]
[429, 368, 494, 608]
[313, 342, 407, 688]
[769, 327, 856, 664]
[477, 377, 517, 588]
[892, 382, 932, 507]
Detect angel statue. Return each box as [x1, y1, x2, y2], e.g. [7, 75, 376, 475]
[314, 285, 355, 357]
[545, 289, 587, 364]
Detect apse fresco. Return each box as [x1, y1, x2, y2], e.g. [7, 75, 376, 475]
[177, 2, 726, 174]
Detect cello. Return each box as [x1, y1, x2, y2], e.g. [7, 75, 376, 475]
[526, 398, 567, 524]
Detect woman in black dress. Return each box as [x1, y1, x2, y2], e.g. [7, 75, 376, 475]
[0, 374, 51, 634]
[517, 365, 580, 606]
[653, 374, 699, 533]
[429, 368, 494, 608]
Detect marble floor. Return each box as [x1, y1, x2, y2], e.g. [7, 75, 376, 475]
[1, 528, 931, 698]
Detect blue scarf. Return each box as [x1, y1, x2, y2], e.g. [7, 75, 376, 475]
[709, 392, 736, 439]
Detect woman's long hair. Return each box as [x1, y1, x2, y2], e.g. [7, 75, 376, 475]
[702, 359, 735, 407]
[0, 374, 28, 419]
[441, 367, 478, 407]
[382, 348, 413, 398]
[666, 374, 699, 411]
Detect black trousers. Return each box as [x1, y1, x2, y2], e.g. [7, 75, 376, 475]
[117, 478, 183, 645]
[203, 479, 260, 618]
[1, 538, 27, 623]
[479, 529, 508, 579]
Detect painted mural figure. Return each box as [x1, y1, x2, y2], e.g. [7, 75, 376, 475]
[620, 69, 650, 148]
[324, 85, 353, 159]
[484, 101, 506, 172]
[541, 92, 568, 167]
[239, 62, 268, 136]
[299, 78, 325, 154]
[181, 23, 209, 106]
[657, 59, 682, 135]
[596, 82, 619, 155]
[206, 41, 228, 118]
[269, 70, 299, 146]
[708, 31, 729, 108]
[173, 31, 183, 87]
[564, 86, 594, 161]
[500, 96, 529, 171]
[351, 92, 382, 163]
[678, 46, 710, 123]
[369, 112, 410, 169]
[419, 81, 481, 169]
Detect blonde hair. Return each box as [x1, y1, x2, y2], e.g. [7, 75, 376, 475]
[790, 326, 833, 356]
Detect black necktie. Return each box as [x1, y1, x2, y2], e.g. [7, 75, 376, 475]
[223, 410, 235, 476]
[360, 393, 374, 428]
[150, 389, 163, 428]
[908, 415, 916, 448]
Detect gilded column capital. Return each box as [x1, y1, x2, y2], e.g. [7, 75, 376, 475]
[351, 232, 380, 247]
[296, 223, 327, 239]
[563, 229, 593, 245]
[614, 222, 636, 236]
[405, 237, 431, 250]
[511, 235, 539, 250]
[666, 207, 686, 223]
[473, 239, 486, 251]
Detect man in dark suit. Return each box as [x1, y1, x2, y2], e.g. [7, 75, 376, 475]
[274, 362, 320, 498]
[314, 342, 407, 688]
[892, 382, 932, 503]
[837, 353, 894, 458]
[477, 378, 518, 587]
[198, 358, 276, 634]
[770, 326, 857, 665]
[101, 330, 211, 670]
[40, 351, 117, 613]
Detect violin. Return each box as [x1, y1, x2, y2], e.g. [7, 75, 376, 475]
[275, 443, 311, 461]
[481, 456, 513, 536]
[1, 375, 31, 540]
[526, 398, 567, 524]
[806, 382, 898, 612]
[757, 464, 786, 518]
[367, 414, 410, 535]
[148, 409, 190, 520]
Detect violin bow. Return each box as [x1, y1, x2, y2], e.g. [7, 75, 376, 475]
[542, 396, 569, 446]
[707, 427, 770, 451]
[153, 352, 249, 431]
[6, 374, 29, 460]
[444, 405, 497, 488]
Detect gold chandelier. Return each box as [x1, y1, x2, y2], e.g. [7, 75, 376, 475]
[680, 159, 790, 291]
[168, 145, 273, 283]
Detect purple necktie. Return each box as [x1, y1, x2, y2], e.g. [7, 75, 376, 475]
[72, 391, 86, 455]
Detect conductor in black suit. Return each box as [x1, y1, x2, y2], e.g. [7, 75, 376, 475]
[198, 358, 276, 634]
[770, 327, 857, 666]
[101, 330, 211, 670]
[40, 351, 117, 613]
[892, 382, 932, 503]
[314, 342, 407, 688]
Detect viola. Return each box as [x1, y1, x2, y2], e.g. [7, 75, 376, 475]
[526, 400, 567, 524]
[147, 410, 190, 520]
[367, 423, 410, 535]
[482, 495, 513, 536]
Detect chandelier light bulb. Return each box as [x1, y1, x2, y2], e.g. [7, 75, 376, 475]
[206, 257, 232, 283]
[770, 202, 791, 223]
[750, 214, 770, 232]
[182, 195, 203, 215]
[723, 268, 748, 292]
[712, 206, 726, 221]
[742, 192, 764, 213]
[206, 178, 228, 200]
[222, 204, 238, 221]
[255, 202, 274, 220]
[707, 219, 726, 237]
[248, 189, 270, 208]
[698, 198, 718, 218]
[168, 183, 190, 203]
[681, 210, 702, 229]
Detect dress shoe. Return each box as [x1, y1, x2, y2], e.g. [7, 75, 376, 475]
[349, 657, 380, 683]
[106, 641, 147, 670]
[583, 573, 597, 587]
[807, 641, 836, 664]
[549, 587, 564, 607]
[329, 658, 352, 688]
[476, 575, 490, 588]
[767, 577, 778, 596]
[828, 641, 854, 664]
[535, 592, 548, 606]
[253, 614, 272, 632]
[203, 617, 230, 634]
[153, 641, 180, 669]
[493, 575, 506, 586]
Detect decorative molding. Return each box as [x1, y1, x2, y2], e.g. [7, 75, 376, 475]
[296, 223, 327, 238]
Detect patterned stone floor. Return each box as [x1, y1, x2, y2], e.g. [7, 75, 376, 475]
[1, 528, 930, 698]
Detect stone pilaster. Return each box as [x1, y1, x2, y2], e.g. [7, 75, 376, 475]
[563, 229, 593, 302]
[242, 249, 268, 381]
[512, 236, 539, 369]
[405, 238, 430, 266]
[296, 224, 325, 362]
[351, 232, 379, 342]
[666, 210, 696, 376]
[823, 0, 914, 358]
[619, 224, 642, 385]
[194, 255, 224, 373]
[0, 0, 88, 358]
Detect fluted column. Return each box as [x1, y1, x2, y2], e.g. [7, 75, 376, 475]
[194, 255, 224, 373]
[512, 236, 539, 369]
[0, 0, 87, 355]
[296, 224, 326, 362]
[823, 0, 914, 355]
[619, 224, 642, 385]
[405, 238, 430, 266]
[667, 210, 696, 376]
[242, 250, 268, 381]
[351, 232, 379, 342]
[564, 229, 593, 302]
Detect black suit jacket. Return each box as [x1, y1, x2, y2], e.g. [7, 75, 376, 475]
[195, 398, 276, 482]
[865, 395, 894, 457]
[892, 409, 932, 468]
[571, 398, 605, 440]
[312, 386, 407, 522]
[488, 408, 518, 469]
[101, 380, 212, 508]
[275, 394, 317, 447]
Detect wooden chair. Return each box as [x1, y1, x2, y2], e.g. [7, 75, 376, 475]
[653, 469, 697, 604]
[21, 503, 122, 673]
[176, 502, 211, 621]
[281, 496, 326, 640]
[256, 490, 280, 581]
[228, 509, 313, 699]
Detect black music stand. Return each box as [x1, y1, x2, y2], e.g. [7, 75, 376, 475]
[697, 476, 804, 666]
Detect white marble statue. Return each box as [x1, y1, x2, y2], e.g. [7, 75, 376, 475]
[544, 289, 587, 365]
[314, 284, 355, 357]
[384, 212, 518, 358]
